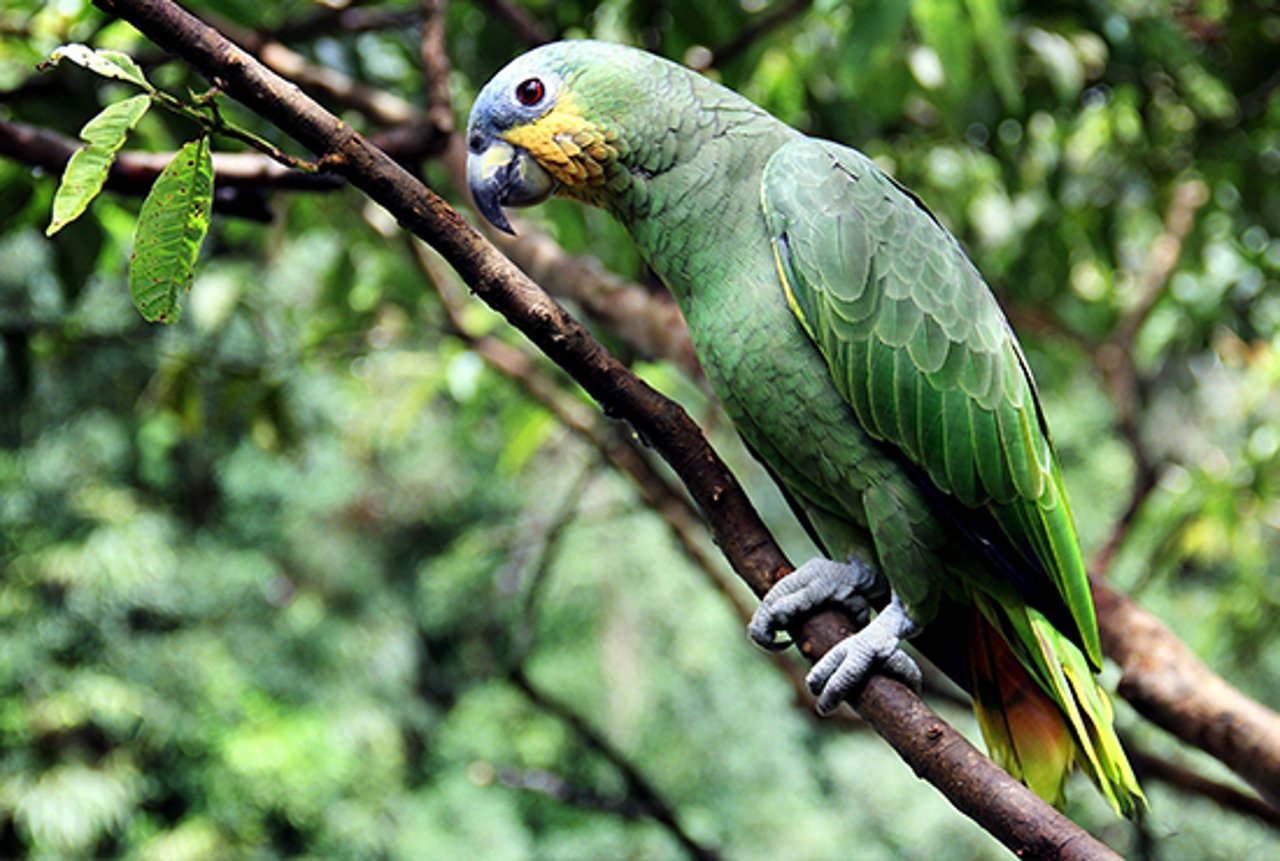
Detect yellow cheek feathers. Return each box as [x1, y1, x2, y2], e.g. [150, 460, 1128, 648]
[501, 96, 619, 194]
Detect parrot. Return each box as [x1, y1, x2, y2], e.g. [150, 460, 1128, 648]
[465, 40, 1144, 817]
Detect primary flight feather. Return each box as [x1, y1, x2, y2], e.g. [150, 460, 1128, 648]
[467, 40, 1143, 816]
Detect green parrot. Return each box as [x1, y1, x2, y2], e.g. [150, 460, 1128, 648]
[466, 40, 1144, 817]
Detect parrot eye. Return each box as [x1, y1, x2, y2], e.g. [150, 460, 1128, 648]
[515, 77, 546, 107]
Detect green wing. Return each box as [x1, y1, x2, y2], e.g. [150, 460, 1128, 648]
[761, 136, 1101, 668]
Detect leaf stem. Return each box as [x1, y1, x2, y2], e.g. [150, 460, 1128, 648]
[149, 88, 323, 172]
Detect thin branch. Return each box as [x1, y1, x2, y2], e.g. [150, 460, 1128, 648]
[1114, 178, 1209, 351]
[692, 0, 813, 70]
[476, 0, 551, 46]
[0, 118, 340, 190]
[1127, 744, 1280, 829]
[493, 765, 663, 819]
[512, 668, 725, 861]
[211, 16, 417, 129]
[0, 117, 335, 220]
[205, 7, 451, 165]
[418, 0, 454, 135]
[88, 2, 1126, 855]
[1091, 177, 1211, 555]
[267, 4, 420, 43]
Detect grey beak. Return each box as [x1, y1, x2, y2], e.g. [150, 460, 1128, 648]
[466, 135, 556, 235]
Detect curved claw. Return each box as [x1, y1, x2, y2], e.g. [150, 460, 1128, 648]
[748, 557, 880, 651]
[806, 592, 922, 715]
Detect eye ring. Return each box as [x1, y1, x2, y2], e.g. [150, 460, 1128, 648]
[515, 77, 545, 107]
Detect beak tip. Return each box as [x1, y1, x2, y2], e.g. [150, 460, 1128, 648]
[480, 206, 516, 236]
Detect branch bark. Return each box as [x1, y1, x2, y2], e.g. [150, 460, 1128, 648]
[412, 237, 844, 724]
[0, 118, 341, 192]
[88, 2, 1124, 856]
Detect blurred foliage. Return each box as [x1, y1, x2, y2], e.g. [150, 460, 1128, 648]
[2, 0, 1279, 859]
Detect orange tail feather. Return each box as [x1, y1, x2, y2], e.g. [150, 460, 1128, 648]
[968, 610, 1075, 806]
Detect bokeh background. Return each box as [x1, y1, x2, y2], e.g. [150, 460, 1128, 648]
[2, 0, 1278, 858]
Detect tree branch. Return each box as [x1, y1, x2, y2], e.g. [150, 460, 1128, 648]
[1126, 744, 1280, 829]
[216, 15, 701, 373]
[512, 668, 725, 861]
[476, 0, 551, 46]
[0, 118, 341, 192]
[492, 765, 663, 819]
[86, 2, 1125, 856]
[1092, 578, 1280, 806]
[690, 0, 813, 71]
[412, 237, 847, 724]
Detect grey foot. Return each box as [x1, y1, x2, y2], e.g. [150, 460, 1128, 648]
[807, 592, 922, 715]
[748, 557, 879, 652]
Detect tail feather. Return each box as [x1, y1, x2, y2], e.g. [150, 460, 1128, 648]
[970, 613, 1073, 806]
[969, 604, 1145, 818]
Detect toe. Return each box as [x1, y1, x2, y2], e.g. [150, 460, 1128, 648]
[882, 650, 923, 691]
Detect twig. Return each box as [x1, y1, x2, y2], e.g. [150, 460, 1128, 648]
[418, 0, 454, 135]
[511, 668, 725, 861]
[1127, 744, 1280, 829]
[493, 765, 662, 819]
[692, 0, 812, 70]
[88, 3, 1127, 855]
[0, 118, 339, 190]
[476, 0, 551, 46]
[1091, 178, 1210, 563]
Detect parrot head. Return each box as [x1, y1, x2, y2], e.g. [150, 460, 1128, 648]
[466, 41, 669, 234]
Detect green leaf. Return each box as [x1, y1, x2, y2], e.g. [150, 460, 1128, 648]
[42, 44, 153, 92]
[843, 0, 912, 84]
[913, 0, 975, 98]
[46, 94, 152, 237]
[129, 136, 214, 324]
[964, 0, 1023, 112]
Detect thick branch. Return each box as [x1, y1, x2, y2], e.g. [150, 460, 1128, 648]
[413, 239, 838, 721]
[89, 2, 1123, 856]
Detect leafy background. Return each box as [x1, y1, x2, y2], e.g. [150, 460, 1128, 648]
[1, 0, 1278, 858]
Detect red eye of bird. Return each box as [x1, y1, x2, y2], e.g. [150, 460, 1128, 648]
[515, 78, 545, 106]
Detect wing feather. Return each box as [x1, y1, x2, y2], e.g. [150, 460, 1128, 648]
[762, 137, 1101, 667]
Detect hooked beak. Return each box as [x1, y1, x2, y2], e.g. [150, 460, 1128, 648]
[466, 134, 556, 235]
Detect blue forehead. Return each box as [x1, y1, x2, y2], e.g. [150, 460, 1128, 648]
[468, 46, 567, 137]
[468, 40, 643, 137]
